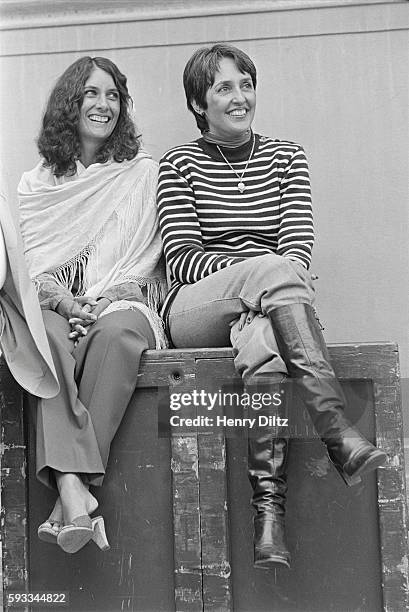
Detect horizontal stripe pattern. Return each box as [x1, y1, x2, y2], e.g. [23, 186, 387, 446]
[157, 134, 314, 312]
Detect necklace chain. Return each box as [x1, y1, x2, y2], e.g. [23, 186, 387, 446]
[217, 135, 255, 193]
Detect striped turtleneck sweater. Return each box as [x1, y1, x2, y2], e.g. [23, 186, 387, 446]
[157, 133, 314, 315]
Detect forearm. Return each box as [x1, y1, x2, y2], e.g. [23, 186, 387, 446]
[166, 244, 244, 284]
[278, 232, 314, 269]
[98, 281, 145, 303]
[35, 273, 73, 310]
[277, 146, 314, 269]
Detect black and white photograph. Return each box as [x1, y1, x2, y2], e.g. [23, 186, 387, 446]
[0, 1, 408, 611]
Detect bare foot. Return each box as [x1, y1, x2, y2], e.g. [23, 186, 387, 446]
[43, 497, 63, 534]
[55, 472, 98, 525]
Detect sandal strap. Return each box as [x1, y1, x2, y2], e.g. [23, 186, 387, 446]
[63, 515, 92, 530]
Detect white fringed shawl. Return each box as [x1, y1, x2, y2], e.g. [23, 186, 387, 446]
[18, 152, 168, 348]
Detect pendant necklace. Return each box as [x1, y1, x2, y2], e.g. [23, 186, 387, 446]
[217, 135, 255, 193]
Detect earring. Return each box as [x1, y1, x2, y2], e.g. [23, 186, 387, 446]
[193, 104, 204, 116]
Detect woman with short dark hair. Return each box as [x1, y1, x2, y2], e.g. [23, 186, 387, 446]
[183, 44, 257, 135]
[19, 56, 167, 554]
[158, 43, 387, 569]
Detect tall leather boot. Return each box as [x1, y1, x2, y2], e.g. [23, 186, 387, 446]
[268, 303, 387, 486]
[247, 382, 291, 569]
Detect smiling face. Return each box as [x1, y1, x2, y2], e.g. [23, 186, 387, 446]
[198, 57, 256, 141]
[78, 67, 120, 155]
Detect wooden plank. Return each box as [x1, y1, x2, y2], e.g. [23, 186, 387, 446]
[0, 343, 407, 611]
[327, 343, 401, 380]
[171, 432, 203, 612]
[324, 344, 409, 612]
[315, 344, 409, 611]
[0, 361, 28, 603]
[194, 345, 408, 611]
[196, 430, 232, 612]
[196, 359, 242, 611]
[373, 364, 408, 612]
[168, 357, 203, 612]
[136, 358, 198, 389]
[22, 386, 175, 612]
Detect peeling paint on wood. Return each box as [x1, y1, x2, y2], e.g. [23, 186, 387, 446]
[1, 344, 408, 611]
[0, 362, 28, 599]
[169, 366, 203, 612]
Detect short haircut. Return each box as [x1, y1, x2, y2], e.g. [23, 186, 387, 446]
[37, 56, 140, 177]
[183, 43, 257, 133]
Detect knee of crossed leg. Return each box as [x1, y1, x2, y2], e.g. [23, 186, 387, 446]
[93, 312, 154, 351]
[257, 254, 296, 279]
[241, 255, 293, 294]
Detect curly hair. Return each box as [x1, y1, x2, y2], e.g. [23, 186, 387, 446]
[183, 44, 257, 133]
[37, 56, 140, 177]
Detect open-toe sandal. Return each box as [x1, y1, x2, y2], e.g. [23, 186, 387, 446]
[91, 516, 110, 551]
[38, 519, 63, 544]
[57, 515, 93, 554]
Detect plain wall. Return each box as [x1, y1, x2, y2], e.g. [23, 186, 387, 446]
[1, 2, 408, 419]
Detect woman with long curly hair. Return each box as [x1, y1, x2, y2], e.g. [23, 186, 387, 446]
[18, 56, 167, 554]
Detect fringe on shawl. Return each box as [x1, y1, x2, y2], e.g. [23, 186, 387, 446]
[120, 275, 168, 312]
[99, 300, 168, 349]
[31, 162, 169, 341]
[33, 244, 96, 297]
[33, 172, 168, 312]
[34, 261, 168, 315]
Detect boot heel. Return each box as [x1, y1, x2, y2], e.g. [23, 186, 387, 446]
[92, 516, 110, 551]
[330, 446, 387, 487]
[330, 458, 361, 487]
[344, 448, 387, 481]
[253, 515, 291, 570]
[267, 305, 388, 490]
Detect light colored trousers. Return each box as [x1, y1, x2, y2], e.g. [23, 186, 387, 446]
[168, 254, 315, 382]
[37, 309, 155, 490]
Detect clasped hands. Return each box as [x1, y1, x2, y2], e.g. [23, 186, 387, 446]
[56, 295, 111, 341]
[58, 298, 263, 341]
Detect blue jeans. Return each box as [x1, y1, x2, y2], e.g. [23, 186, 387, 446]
[168, 254, 315, 382]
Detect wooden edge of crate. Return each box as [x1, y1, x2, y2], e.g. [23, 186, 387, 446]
[139, 341, 400, 363]
[1, 342, 408, 612]
[326, 343, 409, 612]
[0, 361, 29, 603]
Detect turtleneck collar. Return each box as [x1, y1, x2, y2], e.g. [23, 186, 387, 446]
[198, 132, 259, 163]
[201, 129, 252, 148]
